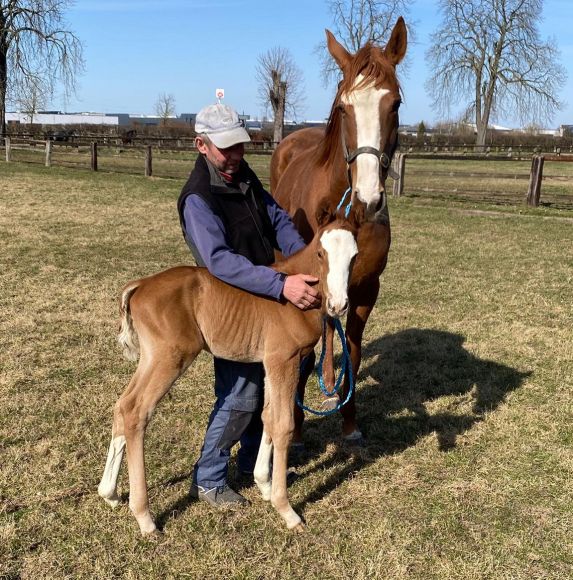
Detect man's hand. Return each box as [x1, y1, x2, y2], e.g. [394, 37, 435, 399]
[282, 274, 321, 310]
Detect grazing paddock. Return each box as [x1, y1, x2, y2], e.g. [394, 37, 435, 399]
[1, 161, 572, 579]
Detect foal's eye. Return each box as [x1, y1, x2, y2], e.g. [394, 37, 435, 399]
[317, 250, 324, 260]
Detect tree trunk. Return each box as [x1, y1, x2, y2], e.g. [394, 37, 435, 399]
[0, 44, 7, 138]
[273, 81, 286, 144]
[270, 70, 287, 145]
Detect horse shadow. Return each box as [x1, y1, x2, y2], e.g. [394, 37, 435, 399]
[154, 328, 529, 527]
[292, 327, 530, 511]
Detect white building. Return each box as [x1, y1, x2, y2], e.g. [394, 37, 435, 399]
[6, 112, 119, 126]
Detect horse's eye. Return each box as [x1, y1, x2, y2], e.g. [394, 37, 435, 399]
[317, 250, 324, 259]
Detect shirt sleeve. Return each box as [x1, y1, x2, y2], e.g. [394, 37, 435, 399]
[262, 190, 307, 257]
[183, 194, 286, 300]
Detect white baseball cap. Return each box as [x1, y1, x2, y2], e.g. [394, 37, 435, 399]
[195, 104, 251, 149]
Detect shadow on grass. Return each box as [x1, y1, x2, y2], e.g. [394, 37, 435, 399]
[154, 327, 529, 527]
[292, 327, 530, 511]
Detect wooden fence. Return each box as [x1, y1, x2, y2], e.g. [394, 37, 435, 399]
[2, 136, 573, 209]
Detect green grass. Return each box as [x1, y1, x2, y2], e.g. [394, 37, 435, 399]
[1, 160, 572, 579]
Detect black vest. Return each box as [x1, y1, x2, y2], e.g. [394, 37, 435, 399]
[177, 155, 278, 267]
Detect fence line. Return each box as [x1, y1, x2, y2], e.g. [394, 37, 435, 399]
[2, 136, 572, 209]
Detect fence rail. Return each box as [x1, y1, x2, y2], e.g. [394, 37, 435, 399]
[2, 137, 573, 210]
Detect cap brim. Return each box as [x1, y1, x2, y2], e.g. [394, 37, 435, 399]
[208, 126, 251, 149]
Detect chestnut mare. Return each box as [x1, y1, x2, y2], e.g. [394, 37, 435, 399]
[98, 208, 359, 536]
[271, 18, 407, 445]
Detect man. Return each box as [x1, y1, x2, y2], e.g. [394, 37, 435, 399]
[177, 103, 320, 507]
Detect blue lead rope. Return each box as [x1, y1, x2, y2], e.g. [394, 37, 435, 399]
[336, 187, 352, 217]
[295, 317, 354, 416]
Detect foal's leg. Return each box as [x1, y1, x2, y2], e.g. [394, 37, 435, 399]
[122, 353, 192, 535]
[253, 427, 272, 502]
[340, 279, 380, 441]
[264, 357, 304, 532]
[292, 350, 315, 446]
[98, 369, 142, 507]
[319, 318, 339, 411]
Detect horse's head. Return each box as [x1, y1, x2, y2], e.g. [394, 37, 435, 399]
[314, 202, 360, 318]
[327, 17, 407, 219]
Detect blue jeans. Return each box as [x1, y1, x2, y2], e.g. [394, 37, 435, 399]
[193, 358, 264, 489]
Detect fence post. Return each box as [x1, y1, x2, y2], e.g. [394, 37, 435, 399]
[392, 152, 407, 197]
[145, 145, 152, 177]
[91, 142, 98, 171]
[45, 140, 52, 167]
[526, 155, 544, 207]
[5, 137, 11, 162]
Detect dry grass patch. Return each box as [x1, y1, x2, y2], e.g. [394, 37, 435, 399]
[1, 160, 572, 579]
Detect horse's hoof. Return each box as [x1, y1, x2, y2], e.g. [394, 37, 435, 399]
[320, 396, 340, 411]
[343, 429, 365, 447]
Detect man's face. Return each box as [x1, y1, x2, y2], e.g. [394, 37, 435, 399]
[196, 137, 245, 174]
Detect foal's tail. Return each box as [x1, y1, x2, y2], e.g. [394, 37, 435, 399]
[118, 282, 140, 361]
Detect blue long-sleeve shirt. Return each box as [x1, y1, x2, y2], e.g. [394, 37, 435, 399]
[183, 189, 306, 300]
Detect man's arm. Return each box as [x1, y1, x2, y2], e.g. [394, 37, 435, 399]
[262, 191, 306, 258]
[184, 194, 285, 299]
[184, 194, 319, 309]
[262, 191, 320, 308]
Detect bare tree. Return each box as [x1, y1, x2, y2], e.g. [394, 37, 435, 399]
[0, 0, 83, 136]
[256, 47, 304, 143]
[154, 93, 176, 126]
[15, 79, 48, 125]
[317, 0, 414, 86]
[426, 0, 566, 148]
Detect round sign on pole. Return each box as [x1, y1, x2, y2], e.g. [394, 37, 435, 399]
[216, 88, 225, 101]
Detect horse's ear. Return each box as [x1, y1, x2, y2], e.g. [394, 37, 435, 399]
[384, 16, 407, 66]
[315, 198, 336, 227]
[326, 29, 352, 72]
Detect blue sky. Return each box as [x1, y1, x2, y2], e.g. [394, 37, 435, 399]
[62, 0, 572, 128]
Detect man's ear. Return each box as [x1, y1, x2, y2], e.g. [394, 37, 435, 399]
[315, 198, 336, 227]
[195, 136, 208, 154]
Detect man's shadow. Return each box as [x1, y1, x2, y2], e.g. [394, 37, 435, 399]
[291, 328, 530, 510]
[155, 328, 530, 527]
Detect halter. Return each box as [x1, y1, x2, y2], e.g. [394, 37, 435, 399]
[339, 115, 391, 214]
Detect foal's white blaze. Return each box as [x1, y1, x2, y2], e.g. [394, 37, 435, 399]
[321, 229, 358, 316]
[341, 75, 390, 209]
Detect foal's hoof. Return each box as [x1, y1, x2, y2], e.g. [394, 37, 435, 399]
[292, 521, 306, 534]
[342, 429, 365, 447]
[143, 529, 164, 543]
[102, 496, 121, 508]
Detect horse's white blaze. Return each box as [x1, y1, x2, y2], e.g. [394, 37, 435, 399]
[98, 435, 126, 506]
[342, 76, 390, 208]
[321, 229, 358, 315]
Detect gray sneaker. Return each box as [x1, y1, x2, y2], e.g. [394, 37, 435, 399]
[190, 483, 249, 507]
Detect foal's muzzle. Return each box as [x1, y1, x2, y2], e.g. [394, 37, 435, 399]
[327, 298, 349, 318]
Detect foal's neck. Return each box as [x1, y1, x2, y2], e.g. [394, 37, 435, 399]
[273, 242, 318, 279]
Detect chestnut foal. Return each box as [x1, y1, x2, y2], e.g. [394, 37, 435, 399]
[98, 209, 358, 535]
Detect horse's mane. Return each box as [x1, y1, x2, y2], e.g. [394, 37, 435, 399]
[316, 43, 400, 167]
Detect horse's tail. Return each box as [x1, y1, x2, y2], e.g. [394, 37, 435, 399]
[118, 282, 140, 361]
